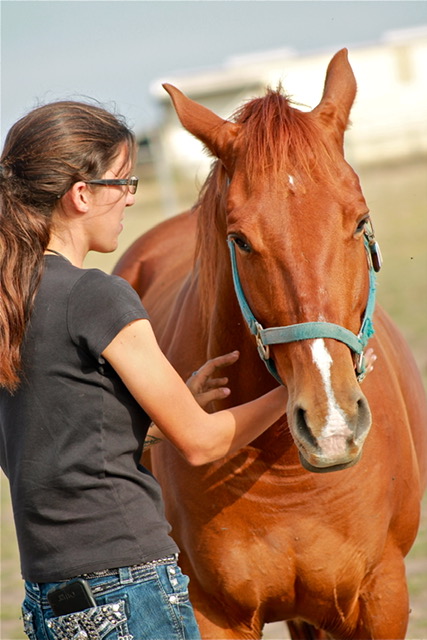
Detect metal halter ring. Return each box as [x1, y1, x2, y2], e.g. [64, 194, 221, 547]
[255, 322, 270, 360]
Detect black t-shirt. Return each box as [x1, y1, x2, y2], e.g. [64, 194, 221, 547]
[0, 255, 178, 582]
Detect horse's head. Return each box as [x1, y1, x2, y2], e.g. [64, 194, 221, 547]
[164, 49, 379, 472]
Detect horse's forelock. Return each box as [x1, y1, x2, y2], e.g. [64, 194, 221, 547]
[233, 87, 334, 181]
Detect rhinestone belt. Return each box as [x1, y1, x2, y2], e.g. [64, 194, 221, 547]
[79, 554, 178, 580]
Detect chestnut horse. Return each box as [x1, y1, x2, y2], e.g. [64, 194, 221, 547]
[114, 50, 427, 638]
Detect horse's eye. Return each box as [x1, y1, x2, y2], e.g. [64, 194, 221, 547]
[230, 235, 252, 253]
[355, 217, 368, 235]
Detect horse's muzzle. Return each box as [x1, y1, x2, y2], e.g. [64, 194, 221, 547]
[291, 393, 371, 473]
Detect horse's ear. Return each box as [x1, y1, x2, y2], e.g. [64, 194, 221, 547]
[163, 83, 240, 168]
[311, 49, 357, 150]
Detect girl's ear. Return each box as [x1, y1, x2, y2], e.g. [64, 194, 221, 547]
[61, 181, 90, 213]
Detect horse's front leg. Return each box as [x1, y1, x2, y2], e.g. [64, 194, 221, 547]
[287, 620, 330, 639]
[336, 544, 409, 639]
[185, 574, 263, 639]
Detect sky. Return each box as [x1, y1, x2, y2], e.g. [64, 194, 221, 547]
[1, 0, 427, 145]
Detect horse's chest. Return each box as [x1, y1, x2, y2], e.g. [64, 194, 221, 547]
[189, 473, 375, 613]
[196, 513, 367, 618]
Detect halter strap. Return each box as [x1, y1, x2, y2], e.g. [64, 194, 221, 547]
[227, 236, 378, 384]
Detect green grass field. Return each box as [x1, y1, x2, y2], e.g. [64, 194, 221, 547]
[1, 157, 426, 639]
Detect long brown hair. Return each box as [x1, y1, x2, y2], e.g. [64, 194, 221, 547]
[0, 100, 135, 392]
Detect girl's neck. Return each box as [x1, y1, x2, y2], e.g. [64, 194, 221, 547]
[44, 241, 85, 268]
[45, 248, 71, 262]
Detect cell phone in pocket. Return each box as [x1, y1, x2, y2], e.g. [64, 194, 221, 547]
[47, 578, 96, 616]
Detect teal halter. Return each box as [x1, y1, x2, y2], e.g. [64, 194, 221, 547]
[227, 229, 381, 385]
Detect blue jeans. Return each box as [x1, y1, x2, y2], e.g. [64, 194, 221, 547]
[21, 556, 201, 640]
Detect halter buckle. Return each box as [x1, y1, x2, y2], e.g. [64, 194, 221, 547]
[364, 220, 382, 273]
[355, 351, 367, 382]
[255, 322, 270, 360]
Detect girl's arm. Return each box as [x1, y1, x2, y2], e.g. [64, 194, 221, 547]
[143, 349, 240, 450]
[102, 318, 287, 466]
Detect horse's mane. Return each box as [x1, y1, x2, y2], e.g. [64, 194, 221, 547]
[194, 87, 335, 325]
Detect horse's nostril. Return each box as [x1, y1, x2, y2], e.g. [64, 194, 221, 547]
[354, 395, 372, 442]
[294, 407, 318, 450]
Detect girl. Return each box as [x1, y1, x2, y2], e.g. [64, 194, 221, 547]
[0, 100, 287, 640]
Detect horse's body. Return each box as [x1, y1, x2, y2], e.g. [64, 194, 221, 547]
[114, 50, 427, 638]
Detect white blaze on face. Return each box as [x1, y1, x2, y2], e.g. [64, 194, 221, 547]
[310, 339, 351, 456]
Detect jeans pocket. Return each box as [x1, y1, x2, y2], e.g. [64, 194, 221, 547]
[166, 564, 190, 595]
[46, 600, 131, 640]
[21, 602, 37, 640]
[163, 566, 201, 639]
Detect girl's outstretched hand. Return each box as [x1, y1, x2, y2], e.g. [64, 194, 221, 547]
[186, 351, 240, 409]
[364, 347, 377, 376]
